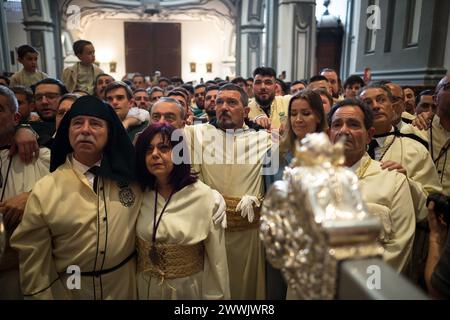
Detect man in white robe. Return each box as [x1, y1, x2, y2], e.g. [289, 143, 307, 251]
[328, 99, 416, 272]
[11, 96, 142, 299]
[186, 84, 274, 299]
[0, 86, 50, 299]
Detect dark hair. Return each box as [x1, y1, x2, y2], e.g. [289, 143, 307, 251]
[167, 89, 189, 106]
[17, 45, 38, 59]
[58, 93, 79, 108]
[171, 76, 184, 84]
[11, 85, 33, 103]
[133, 88, 148, 95]
[276, 78, 288, 95]
[159, 77, 172, 85]
[313, 88, 333, 106]
[205, 85, 219, 94]
[181, 83, 194, 95]
[217, 81, 228, 87]
[416, 89, 434, 105]
[231, 76, 247, 86]
[135, 123, 197, 192]
[104, 81, 133, 100]
[309, 75, 329, 84]
[218, 83, 248, 106]
[123, 79, 134, 90]
[321, 68, 338, 74]
[73, 40, 93, 56]
[32, 78, 68, 95]
[95, 73, 114, 84]
[132, 73, 145, 81]
[327, 99, 374, 130]
[291, 80, 307, 87]
[0, 75, 10, 86]
[360, 81, 393, 102]
[194, 84, 206, 90]
[246, 77, 254, 82]
[150, 86, 164, 95]
[253, 67, 276, 78]
[205, 80, 217, 87]
[343, 75, 365, 89]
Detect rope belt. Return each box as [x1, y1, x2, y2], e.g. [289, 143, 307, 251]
[137, 238, 204, 279]
[223, 195, 262, 232]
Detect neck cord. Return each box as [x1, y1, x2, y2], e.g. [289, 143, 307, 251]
[152, 185, 174, 245]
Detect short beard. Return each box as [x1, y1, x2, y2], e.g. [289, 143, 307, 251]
[255, 92, 275, 109]
[206, 109, 216, 118]
[37, 111, 56, 122]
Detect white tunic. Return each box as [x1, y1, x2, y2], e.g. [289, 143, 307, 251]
[136, 181, 230, 300]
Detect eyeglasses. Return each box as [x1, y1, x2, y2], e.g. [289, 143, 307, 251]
[35, 92, 60, 102]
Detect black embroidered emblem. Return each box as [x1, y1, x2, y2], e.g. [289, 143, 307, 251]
[119, 186, 135, 207]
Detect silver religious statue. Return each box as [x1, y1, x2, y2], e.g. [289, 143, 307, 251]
[260, 133, 383, 299]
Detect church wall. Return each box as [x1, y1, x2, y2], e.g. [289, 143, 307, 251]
[77, 17, 231, 82]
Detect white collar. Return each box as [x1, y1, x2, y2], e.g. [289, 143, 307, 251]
[72, 155, 101, 175]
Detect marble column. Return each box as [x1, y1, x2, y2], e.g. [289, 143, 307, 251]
[277, 0, 316, 82]
[236, 0, 265, 78]
[22, 0, 60, 77]
[0, 1, 11, 72]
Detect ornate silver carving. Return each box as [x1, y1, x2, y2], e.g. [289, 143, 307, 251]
[260, 133, 383, 299]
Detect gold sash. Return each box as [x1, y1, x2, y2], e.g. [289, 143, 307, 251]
[137, 238, 204, 279]
[223, 196, 262, 232]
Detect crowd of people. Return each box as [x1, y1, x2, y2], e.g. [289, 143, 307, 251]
[0, 39, 449, 300]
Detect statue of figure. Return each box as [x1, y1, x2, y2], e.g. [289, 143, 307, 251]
[260, 132, 383, 299]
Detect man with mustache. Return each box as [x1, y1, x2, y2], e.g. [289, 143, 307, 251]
[186, 83, 273, 299]
[359, 83, 442, 222]
[11, 95, 142, 299]
[248, 67, 290, 131]
[328, 99, 416, 272]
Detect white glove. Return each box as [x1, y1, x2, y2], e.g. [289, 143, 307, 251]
[235, 195, 260, 223]
[212, 190, 227, 229]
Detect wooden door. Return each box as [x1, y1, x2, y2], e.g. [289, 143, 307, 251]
[124, 22, 181, 77]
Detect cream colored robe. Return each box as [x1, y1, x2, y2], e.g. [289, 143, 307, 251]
[354, 153, 416, 272]
[185, 123, 272, 299]
[373, 129, 442, 221]
[9, 68, 48, 88]
[402, 115, 450, 196]
[248, 95, 291, 129]
[136, 181, 230, 300]
[61, 62, 104, 94]
[10, 156, 143, 300]
[0, 148, 50, 299]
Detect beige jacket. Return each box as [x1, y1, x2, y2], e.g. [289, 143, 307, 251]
[11, 156, 143, 300]
[61, 62, 103, 94]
